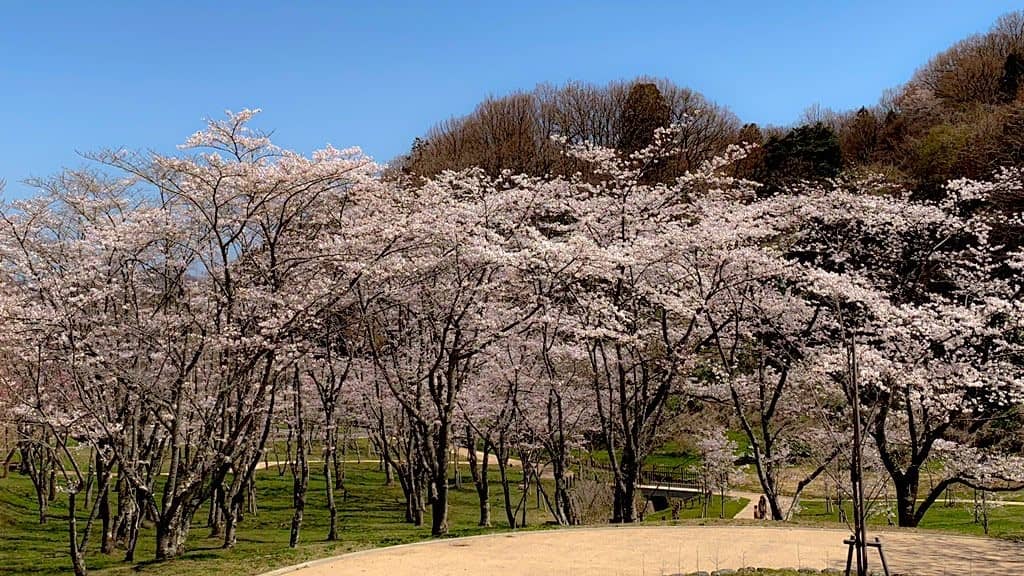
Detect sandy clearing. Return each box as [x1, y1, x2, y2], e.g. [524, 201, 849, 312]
[259, 525, 1024, 576]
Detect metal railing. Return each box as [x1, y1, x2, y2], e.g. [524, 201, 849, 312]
[639, 464, 701, 490]
[581, 457, 702, 490]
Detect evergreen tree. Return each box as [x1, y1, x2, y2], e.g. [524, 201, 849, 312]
[763, 122, 842, 192]
[1000, 53, 1024, 102]
[616, 82, 671, 155]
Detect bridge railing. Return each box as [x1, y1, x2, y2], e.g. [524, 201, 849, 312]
[639, 464, 701, 490]
[578, 457, 703, 490]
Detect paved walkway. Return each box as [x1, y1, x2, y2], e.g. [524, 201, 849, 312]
[731, 490, 1024, 519]
[261, 525, 1024, 576]
[732, 491, 783, 519]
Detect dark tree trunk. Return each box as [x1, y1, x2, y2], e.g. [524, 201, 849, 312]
[611, 452, 639, 523]
[289, 371, 309, 548]
[67, 490, 88, 576]
[429, 427, 451, 536]
[496, 434, 517, 528]
[155, 506, 194, 560]
[222, 490, 245, 549]
[208, 485, 224, 536]
[96, 454, 113, 554]
[324, 459, 338, 540]
[551, 463, 579, 525]
[21, 440, 51, 524]
[894, 471, 920, 527]
[465, 426, 491, 527]
[322, 404, 338, 541]
[430, 481, 449, 536]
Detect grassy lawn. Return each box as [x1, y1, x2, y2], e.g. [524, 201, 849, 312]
[0, 463, 553, 576]
[642, 494, 749, 522]
[578, 440, 701, 470]
[6, 453, 1019, 576]
[793, 499, 1024, 541]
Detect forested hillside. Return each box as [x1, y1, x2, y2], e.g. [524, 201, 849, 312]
[397, 11, 1024, 245]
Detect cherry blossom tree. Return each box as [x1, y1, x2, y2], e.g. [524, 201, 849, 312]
[541, 127, 773, 523]
[0, 111, 402, 561]
[695, 426, 739, 519]
[359, 169, 556, 535]
[509, 327, 597, 527]
[768, 175, 1024, 527]
[699, 271, 845, 520]
[458, 351, 516, 528]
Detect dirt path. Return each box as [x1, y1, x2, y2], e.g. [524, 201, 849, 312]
[260, 525, 1024, 576]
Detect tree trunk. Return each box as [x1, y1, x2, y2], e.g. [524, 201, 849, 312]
[96, 454, 113, 555]
[114, 479, 141, 562]
[517, 462, 532, 528]
[615, 481, 637, 523]
[322, 404, 338, 541]
[430, 481, 449, 536]
[22, 441, 51, 524]
[155, 508, 193, 560]
[429, 431, 450, 536]
[496, 435, 517, 528]
[324, 458, 338, 540]
[290, 371, 309, 548]
[246, 478, 257, 516]
[336, 427, 346, 487]
[396, 466, 419, 524]
[208, 486, 224, 536]
[465, 427, 491, 527]
[894, 475, 920, 527]
[67, 490, 88, 576]
[289, 469, 308, 547]
[375, 416, 394, 486]
[36, 478, 49, 524]
[551, 457, 579, 525]
[611, 455, 638, 523]
[222, 489, 244, 549]
[767, 487, 784, 521]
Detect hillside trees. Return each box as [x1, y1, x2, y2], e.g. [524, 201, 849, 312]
[763, 122, 842, 192]
[397, 78, 739, 182]
[617, 82, 671, 154]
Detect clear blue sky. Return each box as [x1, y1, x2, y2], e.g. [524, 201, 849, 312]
[1, 1, 1020, 198]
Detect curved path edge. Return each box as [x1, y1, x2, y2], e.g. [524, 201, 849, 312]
[257, 524, 1024, 576]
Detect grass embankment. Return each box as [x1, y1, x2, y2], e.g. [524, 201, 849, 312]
[643, 495, 748, 522]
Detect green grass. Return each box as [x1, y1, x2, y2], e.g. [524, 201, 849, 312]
[6, 452, 1021, 576]
[641, 494, 749, 522]
[0, 463, 552, 576]
[793, 499, 1024, 541]
[644, 440, 702, 469]
[578, 441, 701, 470]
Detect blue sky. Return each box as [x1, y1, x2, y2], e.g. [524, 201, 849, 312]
[1, 1, 1020, 198]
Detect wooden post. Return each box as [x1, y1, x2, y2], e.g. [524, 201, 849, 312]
[847, 337, 868, 576]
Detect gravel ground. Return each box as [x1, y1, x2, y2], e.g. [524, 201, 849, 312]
[260, 525, 1024, 576]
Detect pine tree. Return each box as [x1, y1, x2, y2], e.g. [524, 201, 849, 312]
[616, 82, 671, 155]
